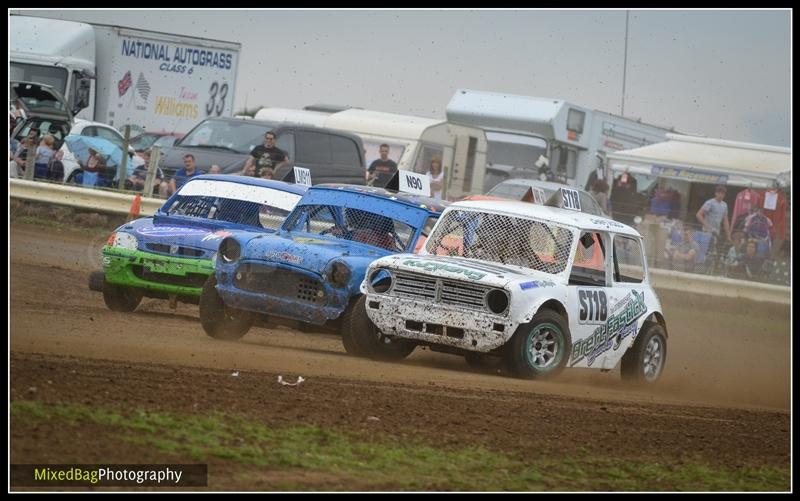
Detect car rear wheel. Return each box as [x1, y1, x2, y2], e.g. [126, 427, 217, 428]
[199, 276, 253, 341]
[505, 309, 571, 379]
[102, 281, 143, 312]
[342, 295, 415, 361]
[621, 322, 667, 385]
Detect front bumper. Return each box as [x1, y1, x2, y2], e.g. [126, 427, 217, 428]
[101, 247, 213, 296]
[215, 260, 350, 325]
[364, 293, 516, 353]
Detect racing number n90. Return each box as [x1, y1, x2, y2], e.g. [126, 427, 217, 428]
[405, 174, 423, 191]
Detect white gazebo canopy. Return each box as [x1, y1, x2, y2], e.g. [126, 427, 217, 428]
[607, 134, 790, 188]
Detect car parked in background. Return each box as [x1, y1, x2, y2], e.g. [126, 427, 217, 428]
[61, 119, 145, 184]
[486, 178, 607, 217]
[130, 132, 184, 164]
[158, 117, 366, 184]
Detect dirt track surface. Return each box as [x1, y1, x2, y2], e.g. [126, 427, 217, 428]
[9, 223, 792, 486]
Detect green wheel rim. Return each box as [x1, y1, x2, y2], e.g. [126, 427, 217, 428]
[524, 322, 564, 371]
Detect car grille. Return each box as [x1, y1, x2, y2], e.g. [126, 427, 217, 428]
[233, 263, 324, 304]
[390, 272, 497, 314]
[146, 243, 206, 258]
[440, 280, 487, 310]
[131, 265, 208, 288]
[393, 273, 437, 301]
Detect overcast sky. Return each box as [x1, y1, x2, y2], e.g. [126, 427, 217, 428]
[12, 9, 791, 147]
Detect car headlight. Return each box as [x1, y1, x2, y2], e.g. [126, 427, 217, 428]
[368, 268, 394, 294]
[107, 231, 138, 251]
[485, 289, 509, 315]
[219, 237, 241, 263]
[329, 260, 352, 288]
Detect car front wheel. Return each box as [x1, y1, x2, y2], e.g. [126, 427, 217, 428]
[102, 281, 143, 312]
[199, 276, 253, 341]
[342, 295, 415, 361]
[505, 309, 571, 379]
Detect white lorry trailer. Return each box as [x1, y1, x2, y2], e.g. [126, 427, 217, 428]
[10, 14, 241, 135]
[445, 89, 676, 192]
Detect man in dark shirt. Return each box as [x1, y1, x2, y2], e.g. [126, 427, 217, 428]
[367, 143, 398, 187]
[245, 131, 288, 177]
[125, 163, 165, 192]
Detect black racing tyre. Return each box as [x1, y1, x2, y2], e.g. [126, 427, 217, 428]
[102, 281, 143, 312]
[621, 321, 667, 385]
[88, 271, 106, 292]
[343, 295, 415, 361]
[464, 353, 502, 372]
[199, 276, 253, 341]
[504, 309, 571, 379]
[340, 298, 367, 356]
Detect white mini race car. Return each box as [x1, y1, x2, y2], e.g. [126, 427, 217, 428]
[348, 192, 667, 383]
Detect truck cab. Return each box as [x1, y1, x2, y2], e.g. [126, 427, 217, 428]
[10, 15, 96, 119]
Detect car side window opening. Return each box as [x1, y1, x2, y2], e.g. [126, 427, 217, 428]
[331, 135, 361, 166]
[569, 231, 607, 286]
[296, 131, 333, 164]
[614, 235, 645, 283]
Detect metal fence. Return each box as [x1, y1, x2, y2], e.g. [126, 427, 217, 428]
[616, 210, 790, 287]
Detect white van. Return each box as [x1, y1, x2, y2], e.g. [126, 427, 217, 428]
[254, 107, 488, 200]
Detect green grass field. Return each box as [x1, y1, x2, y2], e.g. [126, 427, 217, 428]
[12, 401, 788, 491]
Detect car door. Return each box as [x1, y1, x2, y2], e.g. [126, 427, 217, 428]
[566, 230, 614, 369]
[602, 234, 650, 369]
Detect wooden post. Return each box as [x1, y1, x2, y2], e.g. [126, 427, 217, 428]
[23, 141, 36, 180]
[117, 125, 131, 190]
[143, 146, 161, 198]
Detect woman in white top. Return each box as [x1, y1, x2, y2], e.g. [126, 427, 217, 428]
[427, 156, 444, 201]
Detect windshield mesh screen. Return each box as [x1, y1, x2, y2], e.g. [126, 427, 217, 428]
[426, 210, 574, 274]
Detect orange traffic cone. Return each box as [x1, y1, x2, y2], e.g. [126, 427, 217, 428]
[127, 193, 142, 221]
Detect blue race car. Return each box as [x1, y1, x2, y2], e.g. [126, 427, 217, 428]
[199, 184, 447, 358]
[89, 175, 307, 311]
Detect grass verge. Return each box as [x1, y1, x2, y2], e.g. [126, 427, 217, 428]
[11, 400, 789, 491]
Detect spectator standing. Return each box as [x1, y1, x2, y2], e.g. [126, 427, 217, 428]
[208, 164, 222, 174]
[34, 135, 57, 179]
[590, 178, 609, 213]
[696, 185, 731, 272]
[427, 156, 445, 201]
[367, 144, 398, 187]
[245, 131, 288, 178]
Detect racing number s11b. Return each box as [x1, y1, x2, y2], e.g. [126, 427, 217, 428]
[579, 289, 607, 322]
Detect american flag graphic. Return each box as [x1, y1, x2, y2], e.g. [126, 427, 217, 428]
[135, 72, 151, 101]
[118, 70, 132, 97]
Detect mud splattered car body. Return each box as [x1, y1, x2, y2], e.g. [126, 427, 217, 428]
[205, 184, 446, 335]
[91, 175, 307, 311]
[361, 199, 668, 382]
